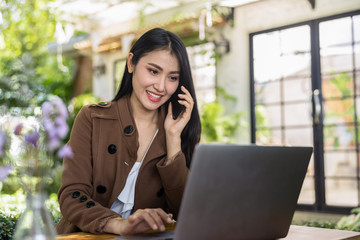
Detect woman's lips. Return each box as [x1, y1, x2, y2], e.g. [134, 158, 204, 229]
[146, 90, 163, 102]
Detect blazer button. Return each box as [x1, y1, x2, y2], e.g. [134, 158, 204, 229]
[108, 144, 117, 154]
[86, 201, 95, 208]
[97, 185, 107, 194]
[124, 125, 134, 134]
[157, 187, 164, 197]
[79, 195, 87, 202]
[72, 191, 80, 198]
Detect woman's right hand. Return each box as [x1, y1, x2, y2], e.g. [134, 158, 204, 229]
[105, 208, 173, 235]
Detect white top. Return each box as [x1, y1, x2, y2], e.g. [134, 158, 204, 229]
[110, 129, 159, 219]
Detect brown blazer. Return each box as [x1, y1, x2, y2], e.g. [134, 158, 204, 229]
[56, 95, 188, 234]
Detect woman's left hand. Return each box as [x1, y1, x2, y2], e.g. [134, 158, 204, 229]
[164, 86, 194, 138]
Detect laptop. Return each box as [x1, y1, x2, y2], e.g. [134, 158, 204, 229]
[116, 143, 313, 240]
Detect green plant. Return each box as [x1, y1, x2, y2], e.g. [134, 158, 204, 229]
[0, 213, 17, 240]
[324, 72, 356, 149]
[296, 207, 360, 232]
[299, 220, 337, 229]
[65, 93, 101, 142]
[337, 208, 360, 232]
[47, 193, 62, 224]
[254, 104, 271, 144]
[69, 93, 101, 117]
[0, 190, 62, 239]
[0, 191, 25, 240]
[329, 72, 352, 98]
[200, 88, 245, 143]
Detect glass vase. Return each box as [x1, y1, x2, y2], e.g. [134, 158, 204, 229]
[13, 192, 56, 240]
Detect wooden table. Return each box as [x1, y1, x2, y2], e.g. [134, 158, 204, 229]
[282, 225, 360, 240]
[57, 225, 360, 240]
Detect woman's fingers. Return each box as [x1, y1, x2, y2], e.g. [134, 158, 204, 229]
[130, 208, 173, 232]
[142, 210, 161, 230]
[167, 102, 173, 119]
[177, 86, 193, 116]
[178, 86, 193, 106]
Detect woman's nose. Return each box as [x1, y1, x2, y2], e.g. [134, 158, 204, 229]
[154, 76, 165, 92]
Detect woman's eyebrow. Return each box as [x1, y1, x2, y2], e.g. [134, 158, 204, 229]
[148, 63, 180, 74]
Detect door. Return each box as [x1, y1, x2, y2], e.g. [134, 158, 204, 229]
[250, 11, 360, 212]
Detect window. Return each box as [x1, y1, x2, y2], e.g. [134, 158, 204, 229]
[250, 10, 360, 213]
[187, 42, 216, 106]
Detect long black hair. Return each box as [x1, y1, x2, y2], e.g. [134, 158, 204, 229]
[113, 28, 201, 167]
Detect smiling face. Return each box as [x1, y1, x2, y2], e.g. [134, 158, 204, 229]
[128, 49, 180, 113]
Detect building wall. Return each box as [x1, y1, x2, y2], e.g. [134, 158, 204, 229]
[92, 51, 127, 101]
[217, 0, 360, 143]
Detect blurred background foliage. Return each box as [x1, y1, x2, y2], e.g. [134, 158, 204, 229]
[0, 2, 100, 237]
[0, 0, 74, 115]
[0, 0, 99, 236]
[200, 87, 245, 143]
[0, 0, 101, 194]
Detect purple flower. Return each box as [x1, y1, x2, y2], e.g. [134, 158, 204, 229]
[41, 101, 52, 116]
[47, 137, 61, 151]
[43, 118, 56, 136]
[55, 118, 69, 138]
[41, 98, 68, 119]
[24, 131, 40, 147]
[0, 165, 12, 181]
[54, 99, 69, 118]
[41, 98, 70, 151]
[14, 124, 24, 136]
[57, 144, 73, 159]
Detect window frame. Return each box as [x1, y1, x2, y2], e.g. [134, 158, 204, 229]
[249, 9, 360, 214]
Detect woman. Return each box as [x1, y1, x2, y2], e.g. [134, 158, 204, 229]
[56, 28, 201, 236]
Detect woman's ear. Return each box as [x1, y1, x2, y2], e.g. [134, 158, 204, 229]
[127, 53, 134, 74]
